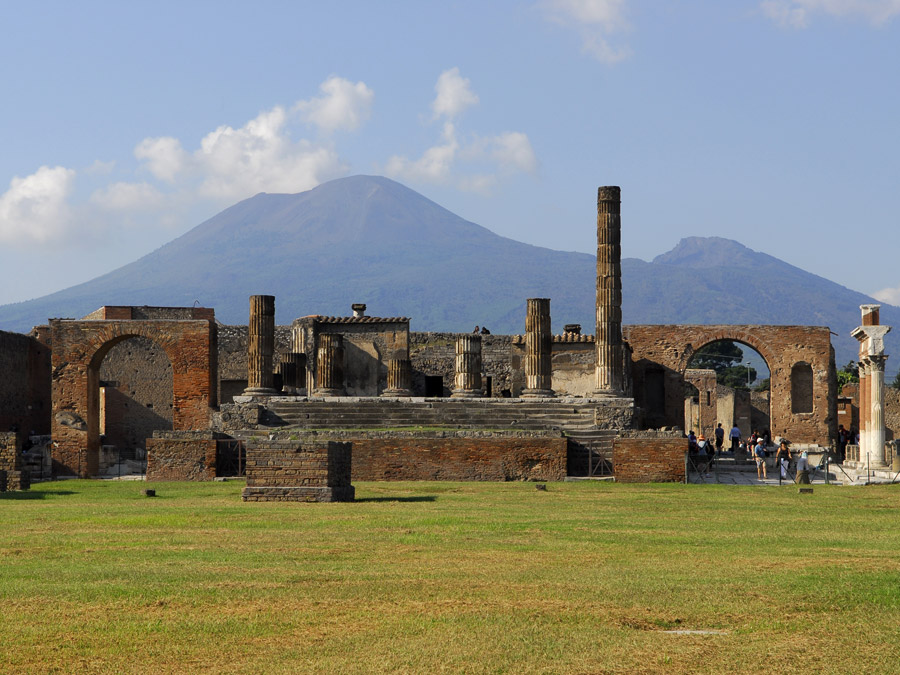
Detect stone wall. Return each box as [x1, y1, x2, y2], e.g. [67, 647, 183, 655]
[0, 431, 30, 491]
[0, 330, 51, 435]
[242, 439, 354, 502]
[99, 336, 174, 454]
[624, 325, 835, 444]
[410, 332, 513, 396]
[217, 324, 293, 401]
[613, 433, 687, 483]
[145, 431, 218, 481]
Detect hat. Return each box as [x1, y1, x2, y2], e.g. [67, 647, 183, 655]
[698, 434, 705, 440]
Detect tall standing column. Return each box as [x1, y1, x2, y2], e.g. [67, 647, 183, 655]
[244, 295, 276, 395]
[858, 360, 869, 456]
[522, 298, 554, 397]
[595, 186, 624, 396]
[869, 355, 887, 468]
[314, 334, 345, 396]
[452, 334, 483, 398]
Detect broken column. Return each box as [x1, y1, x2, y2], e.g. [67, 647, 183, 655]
[852, 304, 891, 468]
[595, 186, 625, 397]
[314, 334, 345, 396]
[244, 295, 277, 395]
[452, 334, 483, 398]
[522, 298, 554, 398]
[291, 352, 308, 395]
[382, 354, 412, 397]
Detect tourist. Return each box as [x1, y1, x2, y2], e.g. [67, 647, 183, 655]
[753, 438, 767, 479]
[697, 434, 713, 474]
[837, 424, 849, 463]
[729, 423, 741, 451]
[688, 430, 698, 452]
[714, 423, 725, 455]
[473, 326, 480, 333]
[775, 440, 792, 480]
[480, 326, 491, 335]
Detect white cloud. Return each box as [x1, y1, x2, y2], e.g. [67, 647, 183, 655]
[295, 76, 374, 134]
[193, 106, 346, 200]
[432, 68, 479, 119]
[0, 166, 76, 245]
[134, 136, 188, 183]
[873, 285, 900, 306]
[385, 71, 537, 193]
[761, 0, 900, 28]
[90, 181, 164, 211]
[540, 0, 631, 63]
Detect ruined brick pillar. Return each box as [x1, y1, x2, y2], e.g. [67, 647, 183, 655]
[382, 357, 412, 397]
[595, 186, 624, 396]
[244, 295, 276, 395]
[452, 334, 483, 398]
[852, 304, 891, 468]
[314, 334, 345, 396]
[292, 352, 308, 395]
[522, 298, 554, 398]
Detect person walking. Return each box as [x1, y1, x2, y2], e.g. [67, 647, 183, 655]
[753, 438, 767, 479]
[714, 423, 725, 455]
[775, 440, 792, 480]
[729, 424, 741, 452]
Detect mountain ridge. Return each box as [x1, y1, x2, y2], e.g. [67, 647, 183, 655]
[0, 175, 895, 367]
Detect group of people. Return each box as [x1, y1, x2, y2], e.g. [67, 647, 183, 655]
[472, 326, 491, 335]
[690, 423, 795, 480]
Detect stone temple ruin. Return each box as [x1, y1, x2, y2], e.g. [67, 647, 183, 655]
[1, 186, 895, 497]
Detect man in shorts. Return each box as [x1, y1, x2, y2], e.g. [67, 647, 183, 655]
[714, 423, 725, 455]
[754, 438, 767, 479]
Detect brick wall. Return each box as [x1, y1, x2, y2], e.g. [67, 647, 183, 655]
[0, 330, 51, 435]
[0, 431, 30, 491]
[242, 439, 354, 502]
[614, 434, 687, 483]
[145, 432, 217, 481]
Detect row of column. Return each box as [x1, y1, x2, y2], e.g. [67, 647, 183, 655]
[243, 295, 412, 398]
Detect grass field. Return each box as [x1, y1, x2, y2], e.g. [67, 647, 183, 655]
[1, 479, 899, 674]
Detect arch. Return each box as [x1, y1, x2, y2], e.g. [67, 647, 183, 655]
[50, 318, 217, 477]
[623, 324, 836, 445]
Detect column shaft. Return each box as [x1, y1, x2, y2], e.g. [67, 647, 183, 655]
[452, 335, 483, 398]
[315, 334, 345, 396]
[523, 297, 554, 397]
[595, 186, 624, 396]
[382, 358, 412, 397]
[245, 295, 276, 395]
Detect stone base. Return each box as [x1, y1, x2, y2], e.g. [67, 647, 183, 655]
[241, 485, 355, 502]
[243, 387, 278, 396]
[594, 389, 624, 398]
[314, 388, 346, 397]
[381, 388, 413, 397]
[451, 390, 483, 398]
[521, 389, 555, 398]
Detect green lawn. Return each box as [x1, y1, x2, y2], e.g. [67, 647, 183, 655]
[1, 480, 898, 674]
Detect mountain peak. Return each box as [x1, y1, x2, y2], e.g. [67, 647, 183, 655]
[652, 236, 775, 269]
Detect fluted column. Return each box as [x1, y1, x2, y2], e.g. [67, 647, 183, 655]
[859, 360, 869, 456]
[522, 298, 554, 398]
[595, 186, 624, 396]
[244, 295, 276, 395]
[314, 334, 345, 396]
[452, 334, 483, 398]
[382, 358, 412, 397]
[869, 355, 887, 468]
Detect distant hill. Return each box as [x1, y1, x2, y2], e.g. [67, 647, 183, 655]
[0, 175, 895, 367]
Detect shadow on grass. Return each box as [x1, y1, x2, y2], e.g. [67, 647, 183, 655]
[0, 489, 77, 500]
[356, 496, 437, 503]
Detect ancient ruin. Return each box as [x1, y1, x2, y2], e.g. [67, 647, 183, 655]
[1, 184, 886, 495]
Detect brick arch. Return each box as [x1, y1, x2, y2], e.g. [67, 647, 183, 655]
[50, 319, 217, 477]
[623, 325, 836, 444]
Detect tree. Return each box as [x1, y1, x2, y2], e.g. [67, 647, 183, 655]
[690, 341, 755, 390]
[837, 361, 859, 391]
[892, 370, 900, 390]
[754, 377, 770, 392]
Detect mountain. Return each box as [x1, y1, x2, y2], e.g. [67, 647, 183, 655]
[0, 175, 896, 367]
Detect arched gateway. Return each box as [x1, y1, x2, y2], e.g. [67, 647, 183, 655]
[49, 309, 217, 477]
[623, 324, 836, 445]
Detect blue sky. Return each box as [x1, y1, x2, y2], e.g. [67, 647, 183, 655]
[1, 0, 898, 309]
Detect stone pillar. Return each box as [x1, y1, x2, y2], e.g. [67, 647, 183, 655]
[595, 186, 624, 396]
[851, 304, 891, 469]
[382, 358, 412, 397]
[522, 298, 554, 398]
[292, 352, 308, 395]
[869, 355, 887, 467]
[244, 295, 277, 395]
[452, 334, 483, 398]
[315, 334, 345, 396]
